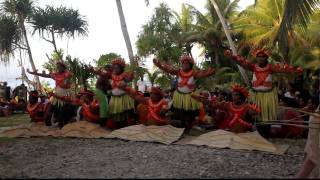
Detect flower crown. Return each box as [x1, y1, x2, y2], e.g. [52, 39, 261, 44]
[231, 84, 249, 98]
[111, 58, 126, 67]
[180, 55, 195, 64]
[251, 48, 271, 58]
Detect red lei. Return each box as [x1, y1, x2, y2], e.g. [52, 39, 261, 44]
[27, 102, 44, 122]
[147, 99, 168, 125]
[111, 73, 126, 89]
[252, 64, 272, 88]
[225, 103, 253, 129]
[51, 71, 72, 89]
[82, 100, 100, 122]
[178, 70, 195, 89]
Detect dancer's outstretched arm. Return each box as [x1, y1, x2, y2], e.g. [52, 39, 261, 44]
[124, 72, 135, 82]
[191, 92, 225, 109]
[194, 67, 215, 79]
[271, 63, 303, 74]
[27, 69, 51, 78]
[86, 65, 111, 78]
[224, 50, 254, 71]
[153, 59, 179, 75]
[119, 83, 147, 104]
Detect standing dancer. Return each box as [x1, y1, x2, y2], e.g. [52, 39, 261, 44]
[153, 55, 215, 133]
[107, 58, 135, 129]
[27, 61, 74, 128]
[224, 49, 303, 135]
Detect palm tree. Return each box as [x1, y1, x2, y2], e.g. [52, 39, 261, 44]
[115, 0, 135, 66]
[1, 0, 40, 87]
[147, 70, 161, 87]
[172, 4, 195, 56]
[0, 15, 20, 62]
[233, 0, 318, 61]
[30, 5, 88, 53]
[277, 0, 319, 57]
[184, 0, 249, 85]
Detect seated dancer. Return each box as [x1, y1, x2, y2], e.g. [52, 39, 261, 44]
[153, 55, 215, 133]
[0, 98, 11, 117]
[27, 61, 74, 128]
[120, 84, 170, 126]
[192, 84, 261, 133]
[51, 90, 101, 124]
[224, 49, 303, 136]
[27, 91, 45, 123]
[87, 64, 112, 126]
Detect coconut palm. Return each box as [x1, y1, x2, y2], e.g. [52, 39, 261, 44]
[277, 0, 320, 56]
[115, 0, 134, 66]
[172, 4, 195, 56]
[147, 70, 161, 87]
[233, 0, 318, 60]
[1, 0, 40, 87]
[183, 0, 249, 84]
[0, 15, 20, 62]
[30, 5, 88, 52]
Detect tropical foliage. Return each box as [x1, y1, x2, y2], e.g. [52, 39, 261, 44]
[30, 5, 88, 52]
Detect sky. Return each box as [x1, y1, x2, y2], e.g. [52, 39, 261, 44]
[0, 0, 254, 88]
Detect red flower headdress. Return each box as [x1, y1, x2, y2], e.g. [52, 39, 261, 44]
[251, 48, 271, 58]
[150, 87, 164, 98]
[231, 84, 249, 98]
[180, 55, 195, 64]
[111, 58, 126, 67]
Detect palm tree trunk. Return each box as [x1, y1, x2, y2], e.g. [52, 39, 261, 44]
[20, 20, 41, 90]
[116, 0, 134, 65]
[51, 29, 58, 53]
[209, 0, 250, 86]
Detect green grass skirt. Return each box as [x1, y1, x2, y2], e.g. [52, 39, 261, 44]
[172, 90, 201, 111]
[94, 89, 109, 118]
[109, 94, 134, 114]
[249, 88, 278, 122]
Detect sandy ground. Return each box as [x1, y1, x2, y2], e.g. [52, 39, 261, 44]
[0, 137, 306, 178]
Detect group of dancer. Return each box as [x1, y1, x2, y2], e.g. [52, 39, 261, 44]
[24, 48, 303, 135]
[21, 48, 320, 178]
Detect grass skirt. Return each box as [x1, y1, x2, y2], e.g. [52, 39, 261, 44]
[249, 88, 278, 122]
[94, 88, 109, 118]
[109, 94, 134, 114]
[50, 86, 72, 107]
[172, 90, 201, 111]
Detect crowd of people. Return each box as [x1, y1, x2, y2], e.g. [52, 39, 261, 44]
[0, 82, 29, 117]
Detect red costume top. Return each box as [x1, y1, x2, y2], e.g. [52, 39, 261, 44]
[217, 102, 260, 131]
[27, 102, 45, 122]
[146, 99, 169, 125]
[50, 71, 73, 89]
[177, 70, 196, 93]
[230, 53, 303, 91]
[110, 73, 133, 96]
[82, 100, 100, 122]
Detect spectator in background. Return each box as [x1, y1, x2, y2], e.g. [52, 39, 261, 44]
[137, 76, 147, 93]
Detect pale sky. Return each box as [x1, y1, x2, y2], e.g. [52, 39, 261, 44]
[0, 0, 254, 88]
